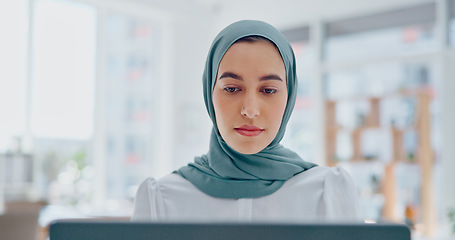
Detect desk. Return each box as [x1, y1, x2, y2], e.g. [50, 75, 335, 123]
[38, 204, 131, 240]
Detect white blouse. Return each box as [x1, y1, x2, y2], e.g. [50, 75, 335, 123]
[131, 166, 361, 222]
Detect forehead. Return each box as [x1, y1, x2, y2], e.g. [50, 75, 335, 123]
[216, 41, 287, 84]
[218, 41, 284, 70]
[233, 35, 277, 47]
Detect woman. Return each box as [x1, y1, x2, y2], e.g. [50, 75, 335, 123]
[132, 20, 360, 222]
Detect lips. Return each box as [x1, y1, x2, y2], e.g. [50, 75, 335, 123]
[234, 125, 264, 137]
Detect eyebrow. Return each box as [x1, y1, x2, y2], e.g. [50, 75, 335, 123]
[218, 71, 283, 82]
[219, 72, 242, 81]
[260, 74, 283, 82]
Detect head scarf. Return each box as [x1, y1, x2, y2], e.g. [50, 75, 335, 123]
[175, 20, 316, 199]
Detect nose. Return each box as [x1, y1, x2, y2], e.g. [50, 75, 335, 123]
[240, 93, 260, 119]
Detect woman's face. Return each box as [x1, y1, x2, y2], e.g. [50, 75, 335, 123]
[213, 40, 288, 154]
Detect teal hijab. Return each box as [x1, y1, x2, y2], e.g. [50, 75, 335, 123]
[176, 20, 316, 199]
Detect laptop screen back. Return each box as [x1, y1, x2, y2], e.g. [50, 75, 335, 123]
[49, 222, 411, 240]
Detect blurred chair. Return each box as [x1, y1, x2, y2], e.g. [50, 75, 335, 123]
[0, 201, 47, 240]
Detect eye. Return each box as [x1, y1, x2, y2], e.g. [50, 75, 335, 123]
[224, 87, 240, 93]
[261, 88, 277, 94]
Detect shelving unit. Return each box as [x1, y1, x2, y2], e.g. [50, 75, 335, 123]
[325, 88, 436, 232]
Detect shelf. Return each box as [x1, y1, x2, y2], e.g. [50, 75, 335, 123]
[327, 125, 416, 132]
[324, 87, 435, 225]
[325, 86, 434, 102]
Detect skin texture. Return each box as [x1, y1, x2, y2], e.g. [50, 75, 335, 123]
[212, 40, 288, 154]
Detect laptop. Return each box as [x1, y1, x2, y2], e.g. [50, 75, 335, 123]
[49, 221, 410, 240]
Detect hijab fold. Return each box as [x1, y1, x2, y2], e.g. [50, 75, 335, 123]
[176, 20, 316, 199]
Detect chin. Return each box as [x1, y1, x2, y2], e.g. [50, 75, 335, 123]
[237, 149, 261, 155]
[231, 143, 264, 155]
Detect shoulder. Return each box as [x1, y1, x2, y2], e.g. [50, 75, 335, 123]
[287, 165, 353, 185]
[132, 174, 199, 221]
[317, 165, 358, 199]
[320, 165, 361, 221]
[286, 165, 361, 221]
[290, 165, 357, 197]
[131, 177, 160, 221]
[137, 173, 197, 195]
[322, 165, 357, 187]
[157, 173, 199, 192]
[282, 165, 358, 195]
[138, 173, 208, 201]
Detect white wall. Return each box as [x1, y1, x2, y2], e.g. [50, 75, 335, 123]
[442, 50, 455, 223]
[170, 14, 214, 170]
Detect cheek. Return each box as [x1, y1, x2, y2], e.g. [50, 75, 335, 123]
[212, 90, 232, 127]
[269, 95, 287, 129]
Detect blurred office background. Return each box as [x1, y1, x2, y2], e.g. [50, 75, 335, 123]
[1, 0, 455, 239]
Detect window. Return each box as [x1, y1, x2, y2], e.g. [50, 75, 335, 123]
[32, 0, 96, 140]
[0, 0, 28, 152]
[100, 12, 162, 201]
[14, 0, 96, 205]
[32, 0, 96, 207]
[0, 0, 166, 213]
